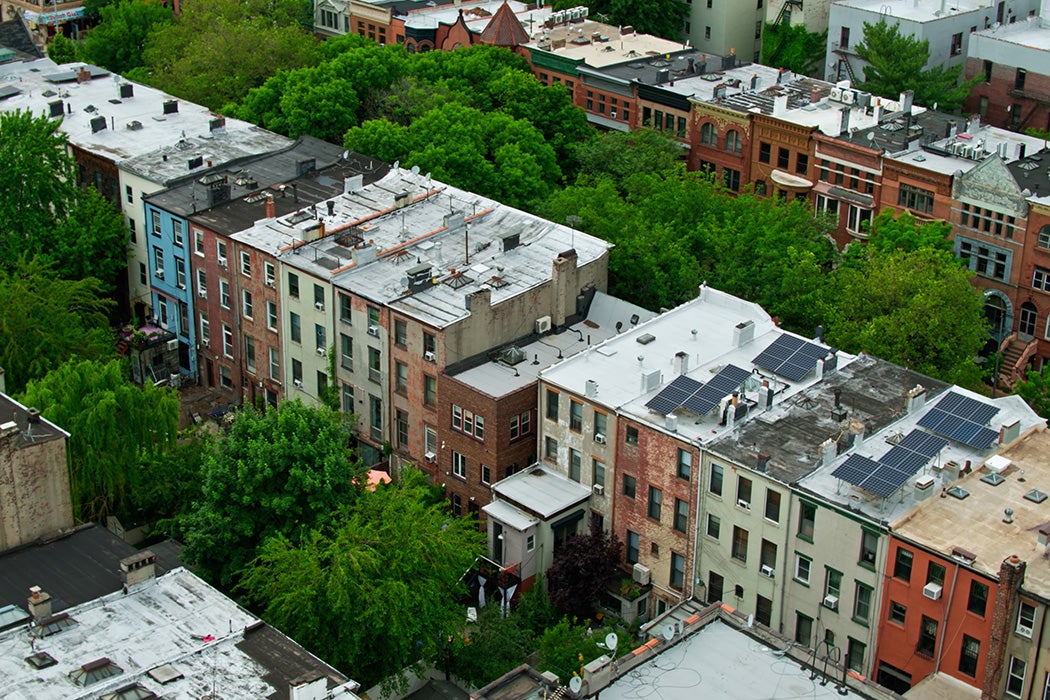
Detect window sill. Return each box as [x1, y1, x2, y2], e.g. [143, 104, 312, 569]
[851, 617, 870, 629]
[797, 534, 814, 545]
[858, 561, 876, 573]
[793, 578, 809, 588]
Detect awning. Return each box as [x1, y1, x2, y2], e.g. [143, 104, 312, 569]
[827, 186, 874, 208]
[482, 499, 537, 532]
[586, 113, 630, 132]
[770, 169, 815, 191]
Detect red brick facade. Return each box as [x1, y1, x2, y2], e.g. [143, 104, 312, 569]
[965, 58, 1050, 134]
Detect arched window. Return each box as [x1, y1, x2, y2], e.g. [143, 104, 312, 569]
[700, 123, 718, 147]
[725, 129, 742, 154]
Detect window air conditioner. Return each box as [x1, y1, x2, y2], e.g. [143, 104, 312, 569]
[155, 267, 164, 277]
[593, 484, 604, 496]
[367, 325, 380, 337]
[265, 279, 275, 287]
[218, 257, 228, 268]
[201, 339, 209, 348]
[737, 499, 751, 510]
[632, 563, 651, 585]
[198, 289, 207, 299]
[760, 564, 775, 578]
[293, 379, 303, 388]
[424, 451, 437, 463]
[424, 350, 436, 362]
[823, 594, 839, 610]
[317, 347, 327, 356]
[166, 339, 179, 351]
[315, 302, 325, 311]
[923, 582, 943, 600]
[594, 433, 606, 445]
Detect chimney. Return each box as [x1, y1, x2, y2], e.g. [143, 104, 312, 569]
[905, 384, 926, 413]
[968, 114, 981, 135]
[762, 380, 774, 409]
[750, 74, 759, 90]
[733, 320, 755, 348]
[1038, 524, 1050, 548]
[585, 379, 599, 398]
[999, 420, 1021, 445]
[1017, 143, 1027, 161]
[673, 351, 689, 376]
[289, 671, 328, 700]
[27, 407, 41, 424]
[817, 437, 835, 466]
[665, 414, 678, 432]
[326, 200, 336, 217]
[76, 67, 91, 83]
[849, 419, 866, 443]
[343, 174, 364, 194]
[726, 47, 736, 69]
[899, 89, 914, 114]
[840, 107, 851, 136]
[983, 556, 1027, 698]
[773, 93, 789, 117]
[120, 550, 158, 591]
[756, 453, 771, 472]
[27, 586, 52, 620]
[777, 67, 786, 84]
[810, 85, 822, 104]
[265, 194, 275, 219]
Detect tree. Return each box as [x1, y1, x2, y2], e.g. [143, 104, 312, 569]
[81, 0, 173, 75]
[1016, 366, 1050, 420]
[546, 516, 623, 620]
[21, 358, 179, 522]
[237, 469, 485, 687]
[0, 257, 115, 395]
[822, 247, 988, 385]
[854, 19, 979, 111]
[866, 208, 952, 254]
[449, 608, 535, 687]
[535, 618, 631, 683]
[180, 400, 365, 586]
[134, 434, 211, 534]
[760, 23, 827, 76]
[574, 129, 681, 190]
[47, 34, 80, 64]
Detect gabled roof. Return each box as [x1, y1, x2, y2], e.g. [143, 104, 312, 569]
[479, 2, 529, 46]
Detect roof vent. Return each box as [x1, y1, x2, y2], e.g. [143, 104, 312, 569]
[70, 657, 123, 687]
[981, 472, 1005, 486]
[951, 546, 977, 565]
[1004, 507, 1014, 524]
[636, 333, 656, 345]
[25, 652, 57, 669]
[119, 83, 133, 99]
[1024, 489, 1048, 504]
[162, 99, 178, 115]
[946, 485, 970, 500]
[500, 346, 526, 365]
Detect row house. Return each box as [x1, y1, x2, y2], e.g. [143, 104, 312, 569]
[486, 284, 1045, 686]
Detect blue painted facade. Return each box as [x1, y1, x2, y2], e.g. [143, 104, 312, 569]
[144, 200, 197, 376]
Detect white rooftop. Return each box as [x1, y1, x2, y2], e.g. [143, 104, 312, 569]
[887, 119, 1046, 174]
[241, 167, 611, 328]
[832, 0, 1007, 22]
[0, 568, 357, 700]
[492, 464, 591, 518]
[402, 0, 550, 31]
[0, 58, 290, 182]
[526, 19, 686, 69]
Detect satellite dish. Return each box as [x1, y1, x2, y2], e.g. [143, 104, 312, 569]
[411, 165, 420, 175]
[605, 632, 618, 651]
[569, 676, 583, 694]
[400, 277, 409, 288]
[662, 624, 675, 641]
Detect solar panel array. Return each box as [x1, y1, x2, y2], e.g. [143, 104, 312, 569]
[831, 429, 949, 498]
[917, 391, 1000, 449]
[752, 335, 830, 382]
[645, 365, 751, 416]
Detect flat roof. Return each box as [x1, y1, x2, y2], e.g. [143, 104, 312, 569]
[884, 119, 1047, 175]
[603, 620, 870, 700]
[402, 0, 549, 31]
[526, 20, 685, 69]
[0, 568, 356, 700]
[905, 671, 982, 700]
[481, 499, 538, 532]
[243, 167, 610, 328]
[449, 291, 655, 397]
[0, 393, 67, 448]
[492, 464, 591, 518]
[972, 14, 1050, 49]
[0, 58, 290, 180]
[892, 429, 1050, 596]
[833, 0, 1002, 22]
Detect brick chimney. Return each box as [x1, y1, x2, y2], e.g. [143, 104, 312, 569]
[76, 67, 91, 83]
[265, 194, 275, 219]
[27, 586, 51, 620]
[982, 555, 1027, 699]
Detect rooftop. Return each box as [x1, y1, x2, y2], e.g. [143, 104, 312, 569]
[971, 12, 1050, 50]
[448, 291, 654, 397]
[832, 0, 1007, 23]
[0, 567, 357, 700]
[236, 167, 610, 328]
[892, 429, 1050, 597]
[525, 18, 686, 69]
[0, 393, 68, 448]
[492, 464, 591, 519]
[0, 58, 290, 180]
[401, 0, 549, 33]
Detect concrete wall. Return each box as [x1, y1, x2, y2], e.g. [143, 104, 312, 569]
[0, 426, 72, 552]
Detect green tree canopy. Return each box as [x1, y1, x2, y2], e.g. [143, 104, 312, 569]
[854, 19, 978, 111]
[865, 208, 953, 254]
[0, 257, 115, 395]
[574, 128, 681, 190]
[21, 358, 178, 522]
[237, 469, 485, 687]
[81, 0, 174, 75]
[557, 0, 686, 40]
[180, 400, 365, 586]
[1016, 366, 1050, 420]
[46, 34, 81, 64]
[535, 619, 632, 683]
[761, 22, 827, 76]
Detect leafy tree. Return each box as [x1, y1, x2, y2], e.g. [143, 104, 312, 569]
[21, 358, 178, 522]
[854, 19, 979, 111]
[237, 469, 485, 687]
[866, 208, 952, 254]
[822, 247, 987, 385]
[561, 0, 686, 40]
[761, 22, 827, 76]
[0, 257, 115, 395]
[1016, 366, 1050, 420]
[546, 516, 623, 620]
[180, 400, 365, 586]
[536, 619, 631, 683]
[449, 608, 535, 687]
[81, 0, 174, 75]
[47, 34, 80, 64]
[134, 434, 211, 533]
[574, 129, 681, 190]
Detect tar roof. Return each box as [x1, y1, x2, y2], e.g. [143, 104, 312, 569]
[0, 393, 68, 448]
[493, 464, 591, 518]
[892, 429, 1050, 598]
[0, 567, 355, 700]
[0, 58, 289, 175]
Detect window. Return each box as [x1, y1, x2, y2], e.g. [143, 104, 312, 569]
[526, 534, 535, 551]
[854, 582, 872, 623]
[824, 568, 842, 605]
[1042, 671, 1050, 700]
[219, 279, 230, 309]
[847, 638, 866, 673]
[917, 616, 938, 657]
[764, 490, 781, 522]
[722, 168, 741, 192]
[338, 294, 353, 325]
[860, 530, 878, 567]
[673, 498, 688, 533]
[593, 459, 605, 488]
[671, 448, 693, 480]
[594, 411, 607, 441]
[670, 552, 685, 589]
[193, 228, 204, 255]
[984, 59, 993, 83]
[510, 411, 531, 440]
[200, 313, 210, 344]
[265, 301, 277, 331]
[623, 474, 636, 499]
[950, 31, 963, 56]
[222, 324, 234, 358]
[313, 284, 324, 310]
[424, 424, 437, 454]
[737, 476, 752, 507]
[839, 26, 850, 49]
[760, 539, 777, 571]
[368, 395, 382, 440]
[777, 147, 790, 169]
[422, 331, 435, 355]
[394, 361, 407, 391]
[290, 312, 301, 343]
[798, 501, 815, 541]
[242, 290, 253, 320]
[546, 389, 559, 421]
[569, 399, 583, 432]
[1016, 67, 1027, 91]
[317, 370, 328, 397]
[544, 436, 558, 460]
[959, 635, 980, 677]
[1035, 267, 1050, 293]
[706, 513, 720, 539]
[1007, 657, 1027, 697]
[709, 463, 724, 496]
[288, 272, 299, 298]
[725, 129, 742, 154]
[626, 425, 639, 445]
[796, 154, 808, 176]
[125, 184, 134, 204]
[648, 486, 662, 521]
[926, 561, 946, 587]
[959, 239, 1009, 281]
[153, 247, 164, 279]
[967, 580, 988, 616]
[423, 374, 436, 406]
[897, 184, 935, 215]
[240, 251, 251, 276]
[1018, 601, 1037, 637]
[759, 142, 771, 163]
[264, 262, 274, 287]
[244, 335, 256, 373]
[794, 554, 811, 584]
[626, 530, 639, 564]
[795, 613, 813, 647]
[704, 26, 711, 40]
[175, 258, 186, 289]
[268, 346, 280, 380]
[315, 324, 326, 352]
[480, 465, 491, 485]
[700, 123, 717, 146]
[569, 449, 582, 482]
[394, 318, 407, 346]
[151, 210, 161, 235]
[894, 548, 913, 581]
[889, 601, 907, 625]
[453, 452, 466, 479]
[216, 239, 227, 266]
[731, 526, 749, 562]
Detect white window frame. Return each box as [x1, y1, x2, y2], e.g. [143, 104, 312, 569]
[1017, 601, 1037, 638]
[1007, 656, 1027, 698]
[453, 451, 466, 479]
[794, 554, 811, 584]
[240, 250, 251, 276]
[242, 290, 253, 320]
[193, 228, 205, 256]
[220, 279, 230, 309]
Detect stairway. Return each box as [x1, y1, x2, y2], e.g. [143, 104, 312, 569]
[998, 337, 1030, 388]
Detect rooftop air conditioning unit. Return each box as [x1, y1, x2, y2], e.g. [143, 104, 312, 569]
[594, 433, 606, 444]
[424, 350, 436, 362]
[632, 563, 651, 585]
[367, 325, 380, 337]
[840, 89, 856, 104]
[823, 594, 839, 610]
[424, 451, 437, 463]
[593, 484, 605, 496]
[166, 339, 179, 351]
[923, 582, 943, 600]
[293, 379, 303, 388]
[315, 302, 325, 311]
[535, 316, 552, 334]
[317, 347, 326, 356]
[829, 87, 843, 102]
[760, 564, 775, 578]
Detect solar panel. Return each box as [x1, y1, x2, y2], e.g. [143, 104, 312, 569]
[917, 391, 1000, 449]
[897, 430, 949, 459]
[835, 429, 947, 498]
[752, 334, 830, 381]
[682, 365, 751, 415]
[645, 375, 703, 414]
[862, 471, 909, 498]
[832, 454, 880, 486]
[0, 85, 21, 100]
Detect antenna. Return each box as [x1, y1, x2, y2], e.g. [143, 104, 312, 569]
[569, 676, 583, 694]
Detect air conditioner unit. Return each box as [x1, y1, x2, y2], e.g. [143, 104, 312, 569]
[315, 302, 325, 311]
[367, 325, 380, 337]
[593, 483, 605, 496]
[760, 564, 775, 578]
[535, 315, 552, 334]
[823, 594, 839, 610]
[737, 499, 751, 510]
[201, 339, 209, 348]
[828, 87, 843, 102]
[424, 451, 437, 463]
[610, 110, 617, 119]
[424, 350, 436, 362]
[166, 339, 179, 351]
[293, 379, 303, 388]
[923, 582, 943, 600]
[155, 267, 164, 277]
[594, 433, 606, 444]
[840, 89, 856, 105]
[632, 563, 651, 586]
[218, 257, 228, 268]
[1017, 625, 1034, 639]
[265, 279, 275, 287]
[198, 289, 207, 299]
[177, 283, 185, 290]
[317, 347, 327, 356]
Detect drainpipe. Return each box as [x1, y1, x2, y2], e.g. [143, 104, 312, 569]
[1025, 597, 1047, 700]
[776, 489, 794, 636]
[934, 561, 961, 673]
[694, 452, 709, 605]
